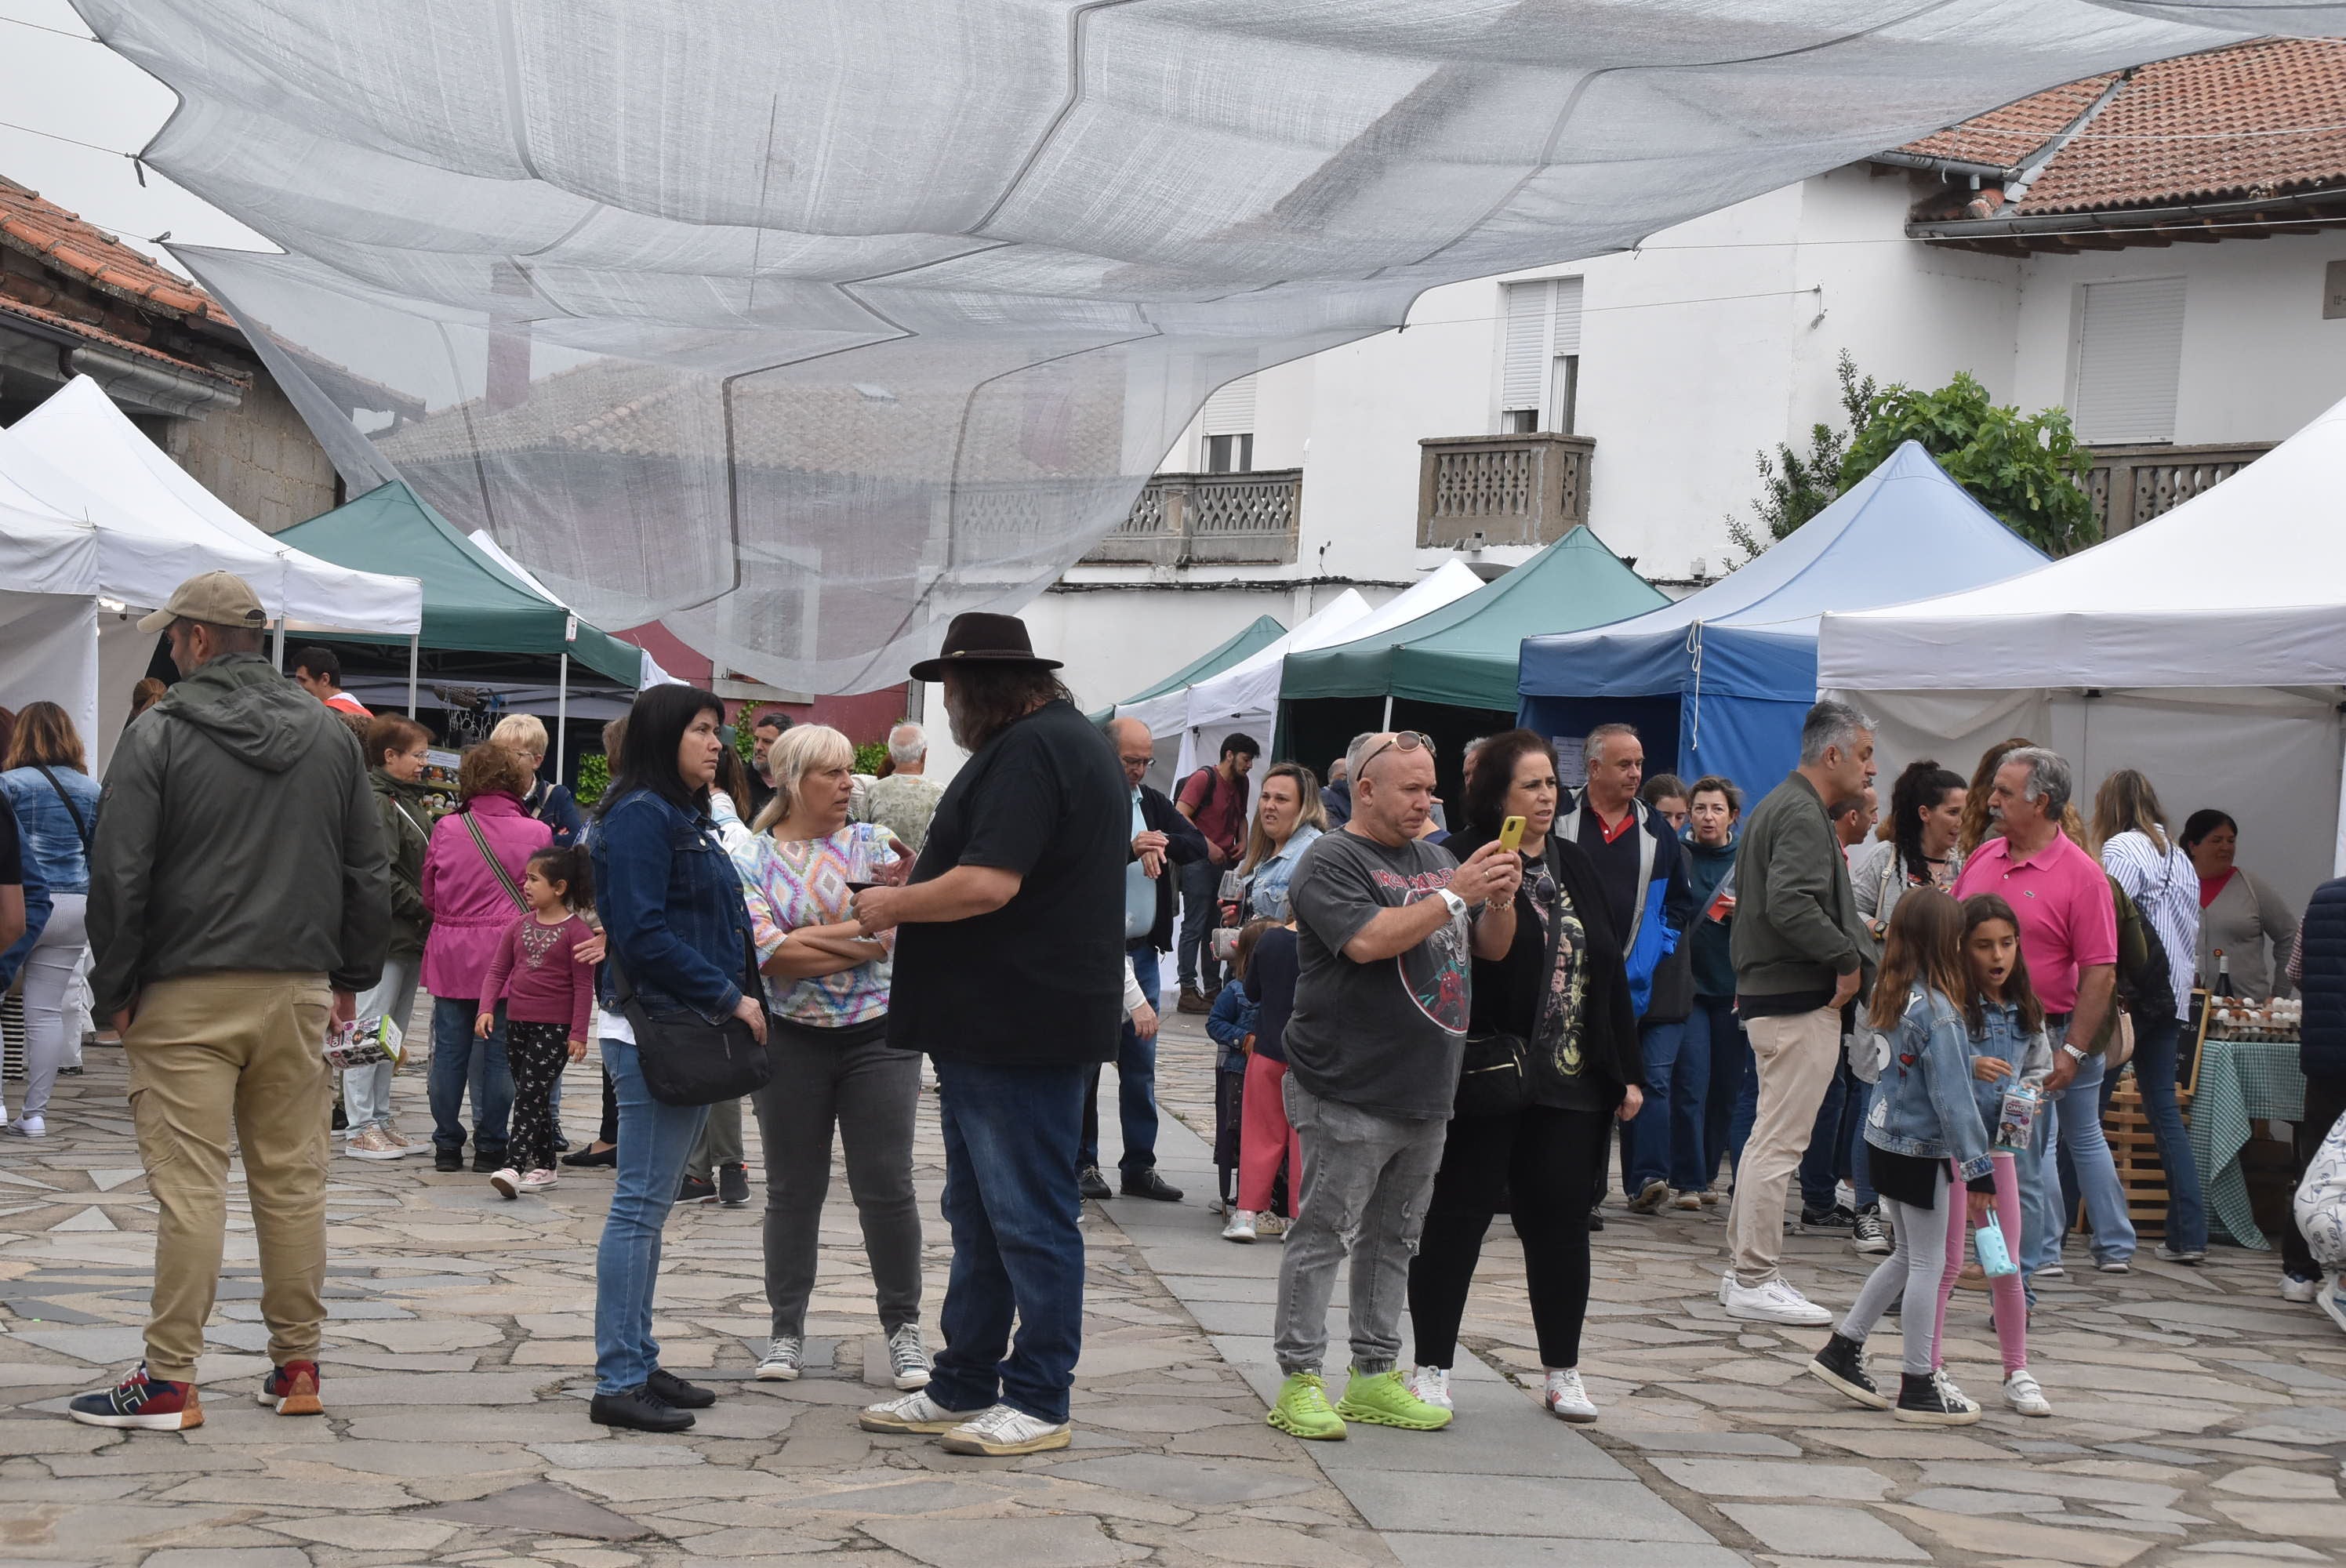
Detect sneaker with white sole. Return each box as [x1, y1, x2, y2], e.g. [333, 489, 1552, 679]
[345, 1125, 404, 1161]
[1894, 1367, 1981, 1425]
[859, 1388, 975, 1433]
[2281, 1272, 2322, 1304]
[1542, 1367, 1598, 1423]
[517, 1168, 560, 1192]
[2036, 1261, 2067, 1280]
[1408, 1366, 1452, 1410]
[2002, 1369, 2052, 1417]
[887, 1323, 932, 1390]
[757, 1335, 804, 1381]
[2322, 1280, 2346, 1336]
[1722, 1276, 1832, 1326]
[3, 1114, 45, 1138]
[2154, 1245, 2205, 1265]
[1716, 1271, 1734, 1306]
[2095, 1258, 2131, 1275]
[1625, 1178, 1670, 1215]
[1670, 1189, 1702, 1211]
[1851, 1204, 1891, 1256]
[1222, 1209, 1258, 1243]
[488, 1167, 521, 1199]
[939, 1403, 1072, 1456]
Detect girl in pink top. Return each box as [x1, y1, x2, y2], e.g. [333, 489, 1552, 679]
[478, 845, 597, 1197]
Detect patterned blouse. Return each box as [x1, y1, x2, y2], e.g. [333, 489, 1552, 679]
[734, 822, 899, 1027]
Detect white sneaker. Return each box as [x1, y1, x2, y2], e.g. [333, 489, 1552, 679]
[2322, 1281, 2346, 1336]
[887, 1323, 932, 1390]
[345, 1126, 404, 1161]
[1409, 1366, 1453, 1410]
[939, 1403, 1072, 1456]
[1670, 1189, 1702, 1211]
[3, 1114, 45, 1138]
[2281, 1272, 2322, 1305]
[1717, 1271, 1734, 1306]
[2036, 1262, 2068, 1280]
[488, 1167, 520, 1199]
[1721, 1276, 1832, 1326]
[517, 1168, 560, 1192]
[757, 1335, 804, 1381]
[1543, 1367, 1598, 1423]
[859, 1388, 971, 1433]
[2002, 1369, 2052, 1417]
[1222, 1210, 1258, 1244]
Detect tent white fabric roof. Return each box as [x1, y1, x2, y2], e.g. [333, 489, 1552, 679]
[468, 528, 674, 689]
[12, 376, 421, 633]
[1122, 590, 1373, 745]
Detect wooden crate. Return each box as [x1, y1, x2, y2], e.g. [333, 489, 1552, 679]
[2104, 1076, 2169, 1239]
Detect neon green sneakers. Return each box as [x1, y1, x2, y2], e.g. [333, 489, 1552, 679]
[1334, 1368, 1454, 1430]
[1266, 1371, 1347, 1440]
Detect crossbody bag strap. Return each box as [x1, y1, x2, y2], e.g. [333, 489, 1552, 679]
[32, 764, 92, 851]
[462, 810, 529, 912]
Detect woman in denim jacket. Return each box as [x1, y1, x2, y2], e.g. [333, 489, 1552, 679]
[587, 685, 765, 1434]
[1807, 888, 1996, 1426]
[1, 703, 95, 1136]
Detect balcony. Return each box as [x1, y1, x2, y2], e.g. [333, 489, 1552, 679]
[2085, 442, 2272, 536]
[1082, 469, 1302, 566]
[1418, 433, 1594, 549]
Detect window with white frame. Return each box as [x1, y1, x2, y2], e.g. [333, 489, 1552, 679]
[1201, 373, 1256, 472]
[2073, 277, 2185, 444]
[1500, 277, 1583, 434]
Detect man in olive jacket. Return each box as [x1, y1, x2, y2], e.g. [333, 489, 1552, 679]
[1719, 699, 1875, 1327]
[73, 572, 390, 1432]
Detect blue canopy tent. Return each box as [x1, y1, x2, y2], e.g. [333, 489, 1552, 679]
[1517, 442, 2047, 791]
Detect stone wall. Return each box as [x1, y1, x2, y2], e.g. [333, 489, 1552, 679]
[163, 369, 340, 532]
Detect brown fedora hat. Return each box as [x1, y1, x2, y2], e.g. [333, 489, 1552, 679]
[909, 612, 1063, 683]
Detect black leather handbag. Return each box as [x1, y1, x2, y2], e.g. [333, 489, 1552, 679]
[1454, 1030, 1530, 1117]
[611, 938, 773, 1108]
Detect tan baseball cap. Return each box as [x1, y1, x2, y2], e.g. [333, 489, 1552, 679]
[136, 570, 270, 634]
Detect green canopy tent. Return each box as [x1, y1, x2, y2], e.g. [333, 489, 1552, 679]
[1088, 614, 1286, 725]
[274, 481, 646, 778]
[1276, 528, 1667, 793]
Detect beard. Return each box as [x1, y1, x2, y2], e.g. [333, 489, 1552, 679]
[942, 687, 978, 753]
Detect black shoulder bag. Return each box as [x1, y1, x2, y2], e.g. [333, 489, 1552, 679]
[1454, 845, 1556, 1119]
[609, 932, 774, 1107]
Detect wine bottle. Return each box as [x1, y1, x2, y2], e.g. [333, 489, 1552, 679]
[2213, 947, 2234, 999]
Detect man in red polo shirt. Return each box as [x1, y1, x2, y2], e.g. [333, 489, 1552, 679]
[1952, 746, 2130, 1279]
[1175, 733, 1258, 1011]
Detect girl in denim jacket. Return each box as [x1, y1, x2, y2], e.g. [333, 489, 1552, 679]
[1807, 889, 1995, 1425]
[1955, 893, 2054, 1416]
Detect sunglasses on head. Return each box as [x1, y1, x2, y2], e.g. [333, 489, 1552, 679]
[1355, 731, 1435, 774]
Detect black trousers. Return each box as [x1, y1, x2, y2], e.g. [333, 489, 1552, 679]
[2283, 1074, 2346, 1280]
[505, 1019, 572, 1174]
[1409, 1103, 1611, 1370]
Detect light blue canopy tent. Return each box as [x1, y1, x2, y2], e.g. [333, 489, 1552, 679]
[1517, 442, 2047, 791]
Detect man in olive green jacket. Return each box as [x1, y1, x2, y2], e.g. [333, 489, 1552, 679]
[1720, 699, 1875, 1327]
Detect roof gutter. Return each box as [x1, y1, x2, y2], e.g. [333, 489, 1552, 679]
[1869, 150, 2016, 185]
[1872, 67, 2134, 195]
[1908, 182, 2346, 241]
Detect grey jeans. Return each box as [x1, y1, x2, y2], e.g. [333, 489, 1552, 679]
[748, 1015, 924, 1337]
[1273, 1074, 1447, 1377]
[344, 955, 419, 1131]
[685, 1096, 745, 1181]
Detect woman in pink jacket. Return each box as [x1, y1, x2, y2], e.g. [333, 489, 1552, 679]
[422, 742, 553, 1173]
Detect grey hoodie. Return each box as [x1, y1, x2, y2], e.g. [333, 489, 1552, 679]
[88, 652, 390, 1014]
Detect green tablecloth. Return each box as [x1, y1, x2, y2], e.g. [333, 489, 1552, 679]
[2188, 1036, 2307, 1249]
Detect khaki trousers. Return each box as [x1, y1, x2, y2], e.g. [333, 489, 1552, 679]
[1726, 1005, 1843, 1287]
[125, 971, 333, 1382]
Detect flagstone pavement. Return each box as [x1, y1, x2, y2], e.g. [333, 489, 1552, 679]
[0, 1009, 2341, 1567]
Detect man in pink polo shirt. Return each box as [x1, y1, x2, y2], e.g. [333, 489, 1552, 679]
[1952, 746, 2134, 1277]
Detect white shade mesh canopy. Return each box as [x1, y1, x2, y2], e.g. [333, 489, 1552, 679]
[74, 0, 2332, 691]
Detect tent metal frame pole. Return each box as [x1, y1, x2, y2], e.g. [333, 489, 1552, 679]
[406, 633, 419, 718]
[1380, 694, 1393, 730]
[556, 653, 568, 788]
[271, 619, 285, 669]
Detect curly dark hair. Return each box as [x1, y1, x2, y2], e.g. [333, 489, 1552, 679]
[944, 665, 1076, 752]
[1461, 729, 1558, 840]
[528, 844, 594, 912]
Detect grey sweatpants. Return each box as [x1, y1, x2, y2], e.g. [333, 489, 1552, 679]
[1272, 1075, 1447, 1377]
[748, 1017, 924, 1338]
[1837, 1162, 1953, 1377]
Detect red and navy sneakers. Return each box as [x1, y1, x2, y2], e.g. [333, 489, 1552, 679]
[67, 1364, 204, 1430]
[257, 1359, 324, 1417]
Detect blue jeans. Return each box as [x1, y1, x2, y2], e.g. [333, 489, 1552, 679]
[1177, 858, 1222, 993]
[1624, 1018, 1706, 1193]
[2100, 1012, 2207, 1254]
[2048, 1050, 2137, 1265]
[1080, 948, 1161, 1176]
[928, 1058, 1088, 1425]
[593, 1036, 710, 1394]
[428, 996, 512, 1156]
[1799, 1054, 1875, 1211]
[1693, 996, 1751, 1188]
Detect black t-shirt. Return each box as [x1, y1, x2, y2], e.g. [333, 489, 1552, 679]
[887, 700, 1127, 1065]
[1244, 926, 1298, 1065]
[0, 793, 20, 886]
[1574, 807, 1641, 946]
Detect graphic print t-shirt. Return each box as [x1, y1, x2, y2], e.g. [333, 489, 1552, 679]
[1284, 829, 1467, 1120]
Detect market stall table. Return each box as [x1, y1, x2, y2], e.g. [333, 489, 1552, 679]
[2188, 1032, 2307, 1250]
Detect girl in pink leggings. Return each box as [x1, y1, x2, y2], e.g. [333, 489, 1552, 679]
[1949, 894, 2055, 1417]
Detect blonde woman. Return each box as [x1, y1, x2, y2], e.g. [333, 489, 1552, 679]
[1239, 762, 1326, 923]
[490, 712, 584, 844]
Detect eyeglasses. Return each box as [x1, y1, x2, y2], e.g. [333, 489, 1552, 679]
[1353, 731, 1435, 775]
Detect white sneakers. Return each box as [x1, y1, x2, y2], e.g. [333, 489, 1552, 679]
[1222, 1210, 1258, 1244]
[2, 1114, 45, 1138]
[1408, 1366, 1453, 1410]
[757, 1335, 804, 1381]
[938, 1403, 1072, 1456]
[1542, 1368, 1598, 1423]
[2002, 1369, 2052, 1417]
[887, 1323, 932, 1390]
[346, 1126, 404, 1160]
[488, 1167, 521, 1199]
[1625, 1179, 1670, 1215]
[1721, 1275, 1833, 1326]
[2281, 1272, 2322, 1305]
[518, 1168, 559, 1192]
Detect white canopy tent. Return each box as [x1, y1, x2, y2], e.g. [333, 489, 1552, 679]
[1171, 561, 1486, 780]
[1121, 589, 1374, 775]
[0, 492, 106, 759]
[1818, 391, 2346, 919]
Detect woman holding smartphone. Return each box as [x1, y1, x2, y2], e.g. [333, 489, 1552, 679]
[1404, 729, 1642, 1425]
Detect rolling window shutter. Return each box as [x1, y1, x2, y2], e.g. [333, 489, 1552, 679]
[1202, 373, 1258, 436]
[1501, 280, 1552, 411]
[1551, 275, 1583, 356]
[2075, 277, 2185, 444]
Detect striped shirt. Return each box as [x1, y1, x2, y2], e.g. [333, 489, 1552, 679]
[2101, 829, 2199, 1021]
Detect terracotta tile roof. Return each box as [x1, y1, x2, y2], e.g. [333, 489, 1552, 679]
[1898, 39, 2346, 216]
[0, 294, 242, 387]
[0, 176, 233, 324]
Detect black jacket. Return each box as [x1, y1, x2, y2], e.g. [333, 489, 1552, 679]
[1131, 784, 1208, 952]
[1448, 824, 1642, 1110]
[2301, 875, 2346, 1088]
[1321, 780, 1353, 830]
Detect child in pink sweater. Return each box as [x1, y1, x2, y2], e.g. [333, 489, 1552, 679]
[477, 845, 596, 1197]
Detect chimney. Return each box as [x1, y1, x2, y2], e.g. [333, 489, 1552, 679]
[485, 261, 532, 414]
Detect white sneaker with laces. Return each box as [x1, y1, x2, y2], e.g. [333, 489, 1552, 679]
[1721, 1277, 1832, 1326]
[346, 1126, 403, 1161]
[1932, 1367, 1981, 1417]
[887, 1323, 932, 1390]
[1670, 1189, 1702, 1211]
[859, 1388, 970, 1433]
[2002, 1369, 2051, 1417]
[939, 1403, 1072, 1456]
[1716, 1271, 1734, 1306]
[2280, 1272, 2322, 1305]
[488, 1167, 521, 1199]
[4, 1114, 45, 1138]
[757, 1335, 804, 1381]
[1543, 1367, 1598, 1423]
[1409, 1366, 1452, 1410]
[518, 1168, 560, 1191]
[1222, 1210, 1258, 1243]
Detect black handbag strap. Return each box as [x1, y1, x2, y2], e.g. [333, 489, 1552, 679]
[33, 764, 92, 851]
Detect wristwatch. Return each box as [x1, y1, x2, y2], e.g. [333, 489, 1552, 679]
[2060, 1042, 2087, 1062]
[1438, 887, 1469, 920]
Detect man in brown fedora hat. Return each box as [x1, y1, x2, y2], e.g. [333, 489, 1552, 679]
[852, 611, 1125, 1457]
[73, 571, 390, 1432]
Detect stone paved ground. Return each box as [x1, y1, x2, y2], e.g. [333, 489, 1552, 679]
[0, 1010, 2337, 1567]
